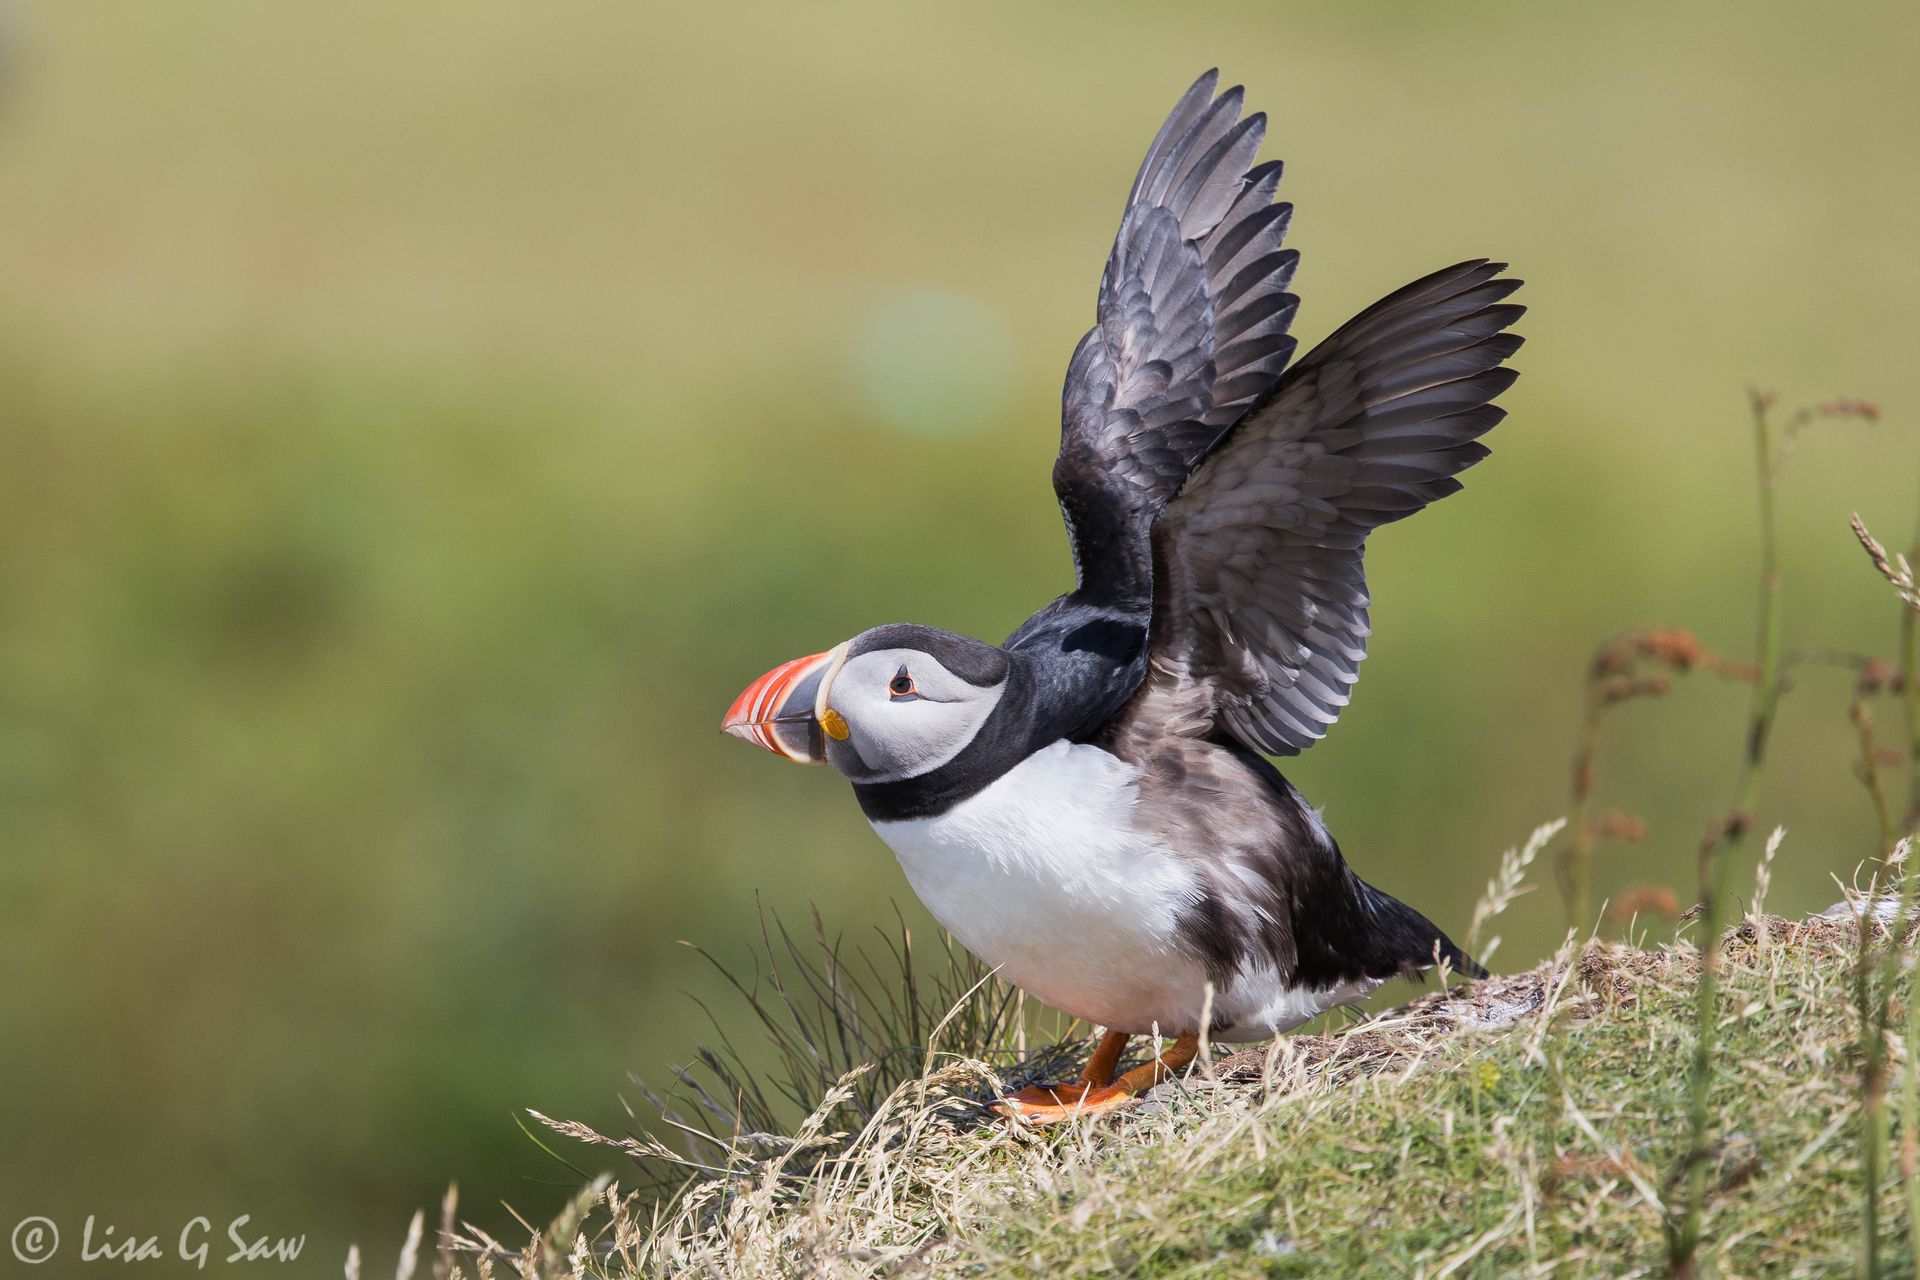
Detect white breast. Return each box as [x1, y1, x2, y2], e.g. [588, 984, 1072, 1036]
[869, 741, 1214, 1034]
[869, 739, 1378, 1040]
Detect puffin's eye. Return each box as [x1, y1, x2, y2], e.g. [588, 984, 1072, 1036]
[888, 668, 917, 699]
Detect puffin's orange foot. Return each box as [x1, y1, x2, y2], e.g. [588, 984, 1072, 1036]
[993, 1082, 1136, 1123]
[993, 1031, 1202, 1124]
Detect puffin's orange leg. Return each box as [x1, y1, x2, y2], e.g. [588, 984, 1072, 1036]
[1082, 1028, 1129, 1087]
[996, 1033, 1200, 1123]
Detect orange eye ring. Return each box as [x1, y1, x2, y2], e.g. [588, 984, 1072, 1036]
[888, 671, 916, 698]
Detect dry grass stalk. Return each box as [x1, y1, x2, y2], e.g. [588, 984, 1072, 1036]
[1853, 513, 1920, 615]
[1466, 817, 1565, 966]
[395, 1209, 423, 1280]
[1748, 826, 1786, 953]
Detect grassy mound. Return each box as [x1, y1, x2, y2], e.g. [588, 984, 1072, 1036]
[381, 904, 1907, 1278]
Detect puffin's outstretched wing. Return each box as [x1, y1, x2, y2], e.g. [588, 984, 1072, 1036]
[1111, 260, 1524, 756]
[1054, 70, 1300, 605]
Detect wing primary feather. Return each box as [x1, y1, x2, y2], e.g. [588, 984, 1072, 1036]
[1127, 70, 1221, 208]
[1144, 86, 1245, 210]
[1171, 113, 1266, 236]
[1050, 73, 1302, 605]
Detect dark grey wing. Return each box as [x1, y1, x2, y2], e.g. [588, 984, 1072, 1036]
[1115, 260, 1524, 755]
[1054, 70, 1301, 604]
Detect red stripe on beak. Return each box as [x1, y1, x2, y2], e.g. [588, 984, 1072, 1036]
[722, 650, 836, 763]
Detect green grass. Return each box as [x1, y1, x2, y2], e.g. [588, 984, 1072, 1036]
[402, 899, 1908, 1279]
[970, 934, 1869, 1279]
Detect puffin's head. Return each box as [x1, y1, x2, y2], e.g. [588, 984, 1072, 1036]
[722, 623, 1011, 782]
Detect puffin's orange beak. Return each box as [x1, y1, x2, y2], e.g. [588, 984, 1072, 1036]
[722, 645, 848, 763]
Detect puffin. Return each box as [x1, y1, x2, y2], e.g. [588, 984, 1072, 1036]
[722, 70, 1521, 1121]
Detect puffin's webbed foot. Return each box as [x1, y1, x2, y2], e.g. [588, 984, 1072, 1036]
[994, 1031, 1200, 1123]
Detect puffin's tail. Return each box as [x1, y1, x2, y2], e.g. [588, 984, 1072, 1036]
[1355, 878, 1488, 981]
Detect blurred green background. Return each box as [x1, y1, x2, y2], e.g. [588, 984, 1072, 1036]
[2, 0, 1917, 1269]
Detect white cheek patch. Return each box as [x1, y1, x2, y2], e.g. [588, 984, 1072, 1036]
[830, 648, 1004, 783]
[849, 689, 1002, 782]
